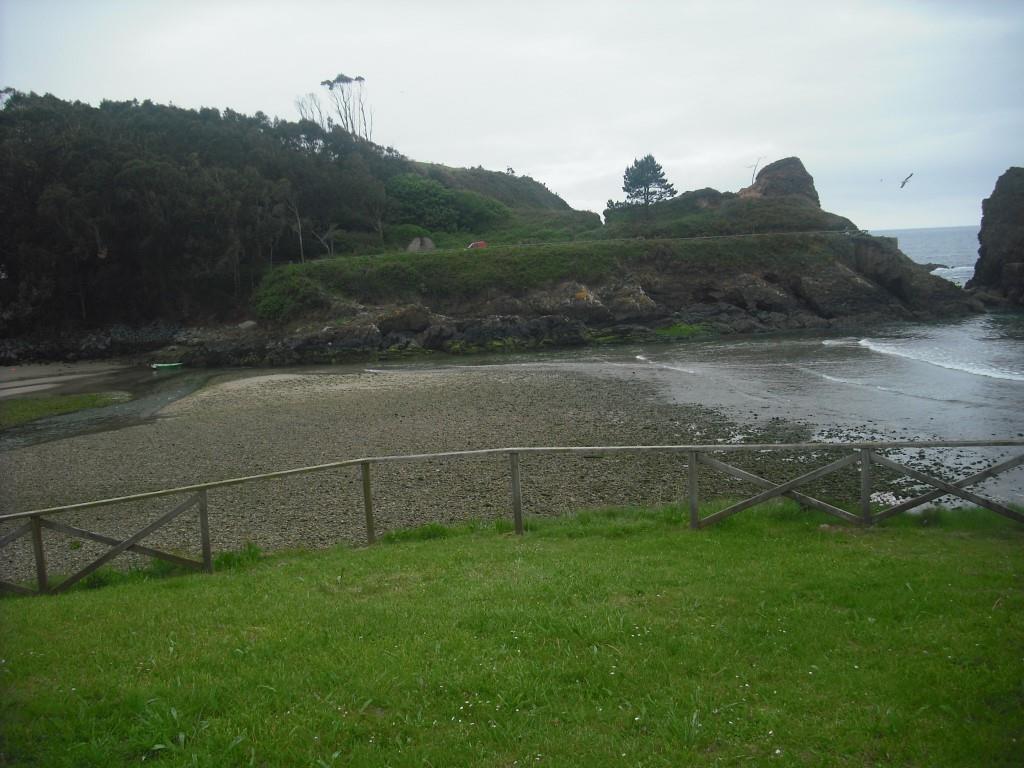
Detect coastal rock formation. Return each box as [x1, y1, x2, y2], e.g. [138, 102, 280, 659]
[0, 233, 982, 366]
[738, 157, 821, 207]
[966, 167, 1024, 305]
[0, 151, 986, 366]
[405, 236, 436, 253]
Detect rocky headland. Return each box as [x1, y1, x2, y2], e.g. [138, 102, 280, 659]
[966, 167, 1024, 306]
[1, 158, 982, 367]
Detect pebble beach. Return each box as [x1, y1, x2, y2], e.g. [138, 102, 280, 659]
[1, 362, 819, 582]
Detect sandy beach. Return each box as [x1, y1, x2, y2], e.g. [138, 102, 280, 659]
[0, 362, 816, 582]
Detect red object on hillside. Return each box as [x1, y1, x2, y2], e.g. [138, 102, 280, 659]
[466, 241, 488, 249]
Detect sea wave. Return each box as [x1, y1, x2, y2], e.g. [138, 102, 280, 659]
[930, 265, 974, 287]
[635, 355, 697, 375]
[858, 338, 1024, 382]
[798, 366, 900, 392]
[794, 365, 982, 405]
[820, 338, 858, 347]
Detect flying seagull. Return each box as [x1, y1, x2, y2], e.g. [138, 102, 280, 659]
[900, 173, 914, 189]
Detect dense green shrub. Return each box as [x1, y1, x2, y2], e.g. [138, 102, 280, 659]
[451, 189, 510, 230]
[386, 174, 511, 233]
[252, 268, 329, 322]
[384, 223, 432, 247]
[387, 174, 459, 231]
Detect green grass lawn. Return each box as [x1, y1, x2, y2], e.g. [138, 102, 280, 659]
[0, 392, 127, 430]
[1, 503, 1022, 766]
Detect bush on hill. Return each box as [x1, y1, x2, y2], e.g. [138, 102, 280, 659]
[605, 188, 855, 238]
[253, 269, 329, 322]
[416, 162, 573, 211]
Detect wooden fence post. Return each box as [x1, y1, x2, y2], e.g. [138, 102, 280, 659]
[509, 451, 524, 536]
[859, 449, 872, 525]
[361, 461, 376, 544]
[198, 490, 213, 573]
[688, 451, 700, 529]
[30, 516, 47, 594]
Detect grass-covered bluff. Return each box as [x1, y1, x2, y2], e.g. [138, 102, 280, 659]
[2, 503, 1021, 766]
[209, 230, 979, 366]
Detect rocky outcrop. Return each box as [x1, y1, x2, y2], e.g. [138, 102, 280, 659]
[738, 157, 821, 207]
[1, 228, 982, 367]
[966, 167, 1024, 305]
[406, 237, 436, 253]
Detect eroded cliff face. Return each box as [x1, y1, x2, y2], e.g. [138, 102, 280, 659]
[967, 167, 1024, 306]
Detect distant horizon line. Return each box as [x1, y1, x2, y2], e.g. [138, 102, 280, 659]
[867, 223, 978, 232]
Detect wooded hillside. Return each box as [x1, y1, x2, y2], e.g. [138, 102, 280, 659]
[0, 92, 573, 335]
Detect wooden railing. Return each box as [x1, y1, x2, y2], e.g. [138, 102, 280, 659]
[2, 440, 1022, 596]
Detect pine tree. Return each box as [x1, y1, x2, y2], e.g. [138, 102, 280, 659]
[622, 154, 676, 209]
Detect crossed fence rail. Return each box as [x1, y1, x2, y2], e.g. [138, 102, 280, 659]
[2, 440, 1022, 596]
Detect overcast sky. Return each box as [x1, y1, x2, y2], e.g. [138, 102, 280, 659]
[2, 0, 1022, 229]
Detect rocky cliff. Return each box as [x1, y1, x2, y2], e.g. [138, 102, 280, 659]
[0, 155, 985, 366]
[966, 167, 1024, 306]
[737, 157, 821, 206]
[2, 232, 972, 367]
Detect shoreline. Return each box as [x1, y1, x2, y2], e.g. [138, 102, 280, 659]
[0, 363, 826, 582]
[1, 297, 998, 371]
[2, 343, 1021, 582]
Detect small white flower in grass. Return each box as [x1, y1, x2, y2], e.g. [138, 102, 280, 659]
[774, 748, 782, 756]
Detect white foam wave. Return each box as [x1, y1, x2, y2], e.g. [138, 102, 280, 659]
[657, 364, 698, 374]
[858, 339, 1024, 382]
[797, 366, 904, 395]
[930, 265, 974, 287]
[634, 355, 698, 375]
[821, 339, 858, 347]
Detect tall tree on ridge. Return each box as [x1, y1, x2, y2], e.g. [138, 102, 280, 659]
[622, 154, 676, 212]
[320, 73, 372, 141]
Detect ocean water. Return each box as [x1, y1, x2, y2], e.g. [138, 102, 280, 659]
[871, 224, 979, 286]
[527, 224, 1021, 502]
[599, 312, 1024, 502]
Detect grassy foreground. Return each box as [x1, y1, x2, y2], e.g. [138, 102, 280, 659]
[1, 503, 1022, 766]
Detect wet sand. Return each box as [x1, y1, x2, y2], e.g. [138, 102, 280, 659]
[0, 361, 135, 399]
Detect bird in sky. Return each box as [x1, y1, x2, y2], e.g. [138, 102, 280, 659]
[900, 173, 914, 189]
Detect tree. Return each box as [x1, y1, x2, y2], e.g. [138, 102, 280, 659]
[622, 154, 676, 210]
[319, 73, 372, 141]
